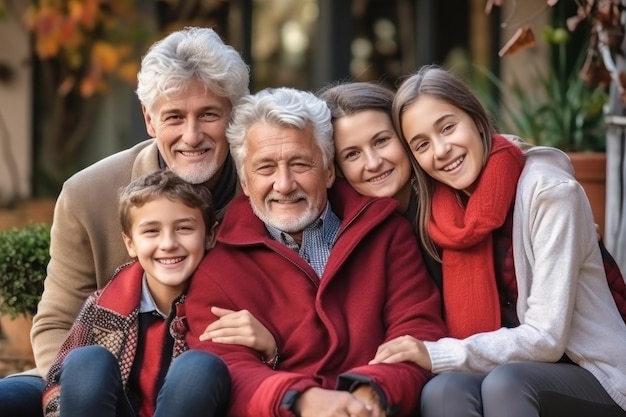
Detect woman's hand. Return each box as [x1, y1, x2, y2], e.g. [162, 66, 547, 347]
[369, 335, 432, 371]
[199, 306, 277, 359]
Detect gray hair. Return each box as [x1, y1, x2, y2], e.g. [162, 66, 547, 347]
[227, 87, 334, 178]
[136, 27, 249, 110]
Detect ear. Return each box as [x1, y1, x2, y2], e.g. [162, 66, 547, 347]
[122, 233, 137, 258]
[141, 104, 156, 138]
[239, 177, 250, 197]
[325, 164, 336, 189]
[205, 222, 219, 250]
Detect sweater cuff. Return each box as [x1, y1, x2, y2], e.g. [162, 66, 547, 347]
[423, 338, 466, 373]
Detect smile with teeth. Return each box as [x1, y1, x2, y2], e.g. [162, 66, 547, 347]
[158, 257, 185, 265]
[179, 150, 209, 157]
[367, 170, 392, 183]
[274, 198, 303, 204]
[443, 156, 464, 171]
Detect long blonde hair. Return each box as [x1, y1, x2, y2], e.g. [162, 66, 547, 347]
[392, 65, 496, 260]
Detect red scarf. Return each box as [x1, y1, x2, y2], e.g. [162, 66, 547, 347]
[429, 135, 524, 338]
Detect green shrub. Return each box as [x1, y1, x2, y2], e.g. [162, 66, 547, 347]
[0, 223, 51, 318]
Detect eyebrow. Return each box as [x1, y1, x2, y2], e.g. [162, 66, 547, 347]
[136, 217, 199, 227]
[160, 104, 225, 115]
[338, 129, 394, 153]
[407, 113, 455, 144]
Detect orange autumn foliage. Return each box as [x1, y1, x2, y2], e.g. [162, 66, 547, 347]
[23, 0, 150, 97]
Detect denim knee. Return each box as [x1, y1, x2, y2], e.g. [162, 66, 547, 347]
[0, 375, 45, 417]
[61, 345, 121, 394]
[167, 349, 230, 389]
[155, 350, 231, 417]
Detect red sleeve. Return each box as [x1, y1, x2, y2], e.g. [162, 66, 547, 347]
[185, 257, 319, 417]
[337, 216, 445, 416]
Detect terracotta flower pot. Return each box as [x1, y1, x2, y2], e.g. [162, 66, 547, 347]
[568, 152, 607, 237]
[0, 314, 34, 362]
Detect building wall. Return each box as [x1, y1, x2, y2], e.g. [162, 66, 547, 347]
[0, 18, 31, 204]
[499, 0, 550, 92]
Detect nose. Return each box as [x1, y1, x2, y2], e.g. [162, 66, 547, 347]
[364, 149, 383, 171]
[159, 230, 179, 251]
[273, 165, 297, 194]
[182, 119, 203, 147]
[433, 138, 451, 160]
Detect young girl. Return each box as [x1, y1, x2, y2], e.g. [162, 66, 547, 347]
[370, 65, 626, 417]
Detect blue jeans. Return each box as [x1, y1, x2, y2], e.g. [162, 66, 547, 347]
[59, 346, 230, 417]
[421, 362, 626, 417]
[0, 374, 45, 417]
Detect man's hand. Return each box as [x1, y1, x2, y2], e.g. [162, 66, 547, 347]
[369, 335, 432, 371]
[199, 306, 277, 359]
[295, 387, 384, 417]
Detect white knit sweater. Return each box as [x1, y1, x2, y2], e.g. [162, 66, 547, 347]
[425, 144, 626, 410]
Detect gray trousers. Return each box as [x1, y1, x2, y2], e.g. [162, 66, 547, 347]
[421, 362, 625, 417]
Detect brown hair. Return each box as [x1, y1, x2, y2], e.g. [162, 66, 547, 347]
[392, 65, 496, 260]
[318, 81, 395, 121]
[118, 169, 215, 237]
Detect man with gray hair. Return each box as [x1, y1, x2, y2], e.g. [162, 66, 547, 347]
[0, 26, 256, 417]
[185, 87, 446, 417]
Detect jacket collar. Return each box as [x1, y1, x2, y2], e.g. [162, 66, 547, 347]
[97, 261, 144, 315]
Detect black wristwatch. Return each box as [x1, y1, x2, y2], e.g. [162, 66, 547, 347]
[281, 389, 300, 416]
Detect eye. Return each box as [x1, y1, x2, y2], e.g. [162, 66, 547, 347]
[373, 136, 391, 147]
[255, 165, 275, 175]
[413, 140, 429, 154]
[176, 225, 195, 233]
[164, 114, 182, 122]
[441, 123, 455, 134]
[291, 162, 312, 172]
[201, 111, 221, 121]
[343, 150, 360, 161]
[142, 228, 159, 236]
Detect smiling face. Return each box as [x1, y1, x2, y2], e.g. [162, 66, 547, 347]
[142, 78, 232, 187]
[239, 122, 335, 242]
[401, 94, 485, 194]
[122, 196, 208, 311]
[333, 110, 412, 210]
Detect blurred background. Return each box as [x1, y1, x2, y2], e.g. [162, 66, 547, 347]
[0, 0, 577, 203]
[2, 0, 626, 374]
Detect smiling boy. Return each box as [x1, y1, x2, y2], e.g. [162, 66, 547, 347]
[41, 170, 229, 417]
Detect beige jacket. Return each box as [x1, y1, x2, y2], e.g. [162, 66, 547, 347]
[31, 140, 159, 375]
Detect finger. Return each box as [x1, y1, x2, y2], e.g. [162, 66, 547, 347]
[211, 306, 236, 318]
[210, 335, 251, 346]
[374, 351, 410, 364]
[346, 398, 371, 417]
[370, 344, 410, 364]
[199, 322, 235, 341]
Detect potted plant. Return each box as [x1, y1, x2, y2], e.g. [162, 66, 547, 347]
[0, 223, 50, 360]
[477, 0, 617, 236]
[478, 23, 608, 151]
